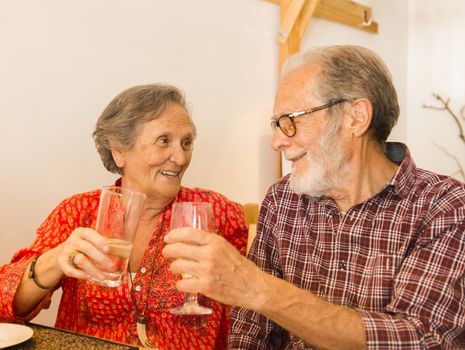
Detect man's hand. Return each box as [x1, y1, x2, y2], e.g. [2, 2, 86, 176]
[163, 228, 267, 309]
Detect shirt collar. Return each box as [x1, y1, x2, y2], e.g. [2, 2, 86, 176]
[114, 178, 122, 187]
[303, 142, 417, 209]
[384, 142, 417, 199]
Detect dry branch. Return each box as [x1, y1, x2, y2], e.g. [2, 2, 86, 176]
[423, 93, 465, 179]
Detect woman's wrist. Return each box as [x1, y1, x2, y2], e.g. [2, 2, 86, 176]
[28, 254, 54, 289]
[27, 249, 62, 290]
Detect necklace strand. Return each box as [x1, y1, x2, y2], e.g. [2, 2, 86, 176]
[128, 210, 166, 348]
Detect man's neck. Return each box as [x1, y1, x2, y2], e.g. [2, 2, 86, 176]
[326, 140, 398, 212]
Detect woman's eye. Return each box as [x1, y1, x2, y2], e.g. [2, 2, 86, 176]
[182, 138, 193, 150]
[156, 136, 169, 146]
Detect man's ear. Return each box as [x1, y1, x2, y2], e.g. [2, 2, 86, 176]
[111, 148, 126, 168]
[348, 98, 373, 137]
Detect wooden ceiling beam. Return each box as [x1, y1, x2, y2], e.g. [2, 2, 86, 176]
[297, 0, 321, 41]
[263, 0, 378, 36]
[277, 0, 307, 44]
[314, 0, 378, 34]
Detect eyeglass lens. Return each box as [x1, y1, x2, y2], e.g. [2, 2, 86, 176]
[277, 116, 295, 137]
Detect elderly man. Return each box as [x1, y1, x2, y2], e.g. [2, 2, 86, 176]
[163, 45, 465, 349]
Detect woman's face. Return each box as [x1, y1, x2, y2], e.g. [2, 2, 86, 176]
[113, 102, 194, 206]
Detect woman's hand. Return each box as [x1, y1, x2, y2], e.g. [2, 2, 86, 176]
[56, 227, 114, 282]
[14, 227, 114, 316]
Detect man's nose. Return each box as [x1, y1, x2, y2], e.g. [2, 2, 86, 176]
[271, 128, 291, 151]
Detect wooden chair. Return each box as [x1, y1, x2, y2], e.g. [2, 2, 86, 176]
[242, 203, 259, 255]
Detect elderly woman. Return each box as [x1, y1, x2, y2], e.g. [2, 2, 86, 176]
[0, 84, 248, 349]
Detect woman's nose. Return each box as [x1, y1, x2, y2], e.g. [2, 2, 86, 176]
[170, 146, 188, 165]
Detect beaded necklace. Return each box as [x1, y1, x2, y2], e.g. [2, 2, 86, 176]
[128, 209, 166, 349]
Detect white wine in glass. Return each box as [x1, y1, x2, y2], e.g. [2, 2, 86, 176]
[170, 202, 215, 315]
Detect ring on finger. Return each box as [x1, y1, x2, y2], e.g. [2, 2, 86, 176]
[68, 251, 81, 269]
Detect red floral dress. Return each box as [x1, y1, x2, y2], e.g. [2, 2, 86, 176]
[0, 186, 248, 349]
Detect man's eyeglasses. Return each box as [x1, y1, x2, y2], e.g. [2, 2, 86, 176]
[271, 98, 347, 137]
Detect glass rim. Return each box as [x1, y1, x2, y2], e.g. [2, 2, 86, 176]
[101, 185, 147, 200]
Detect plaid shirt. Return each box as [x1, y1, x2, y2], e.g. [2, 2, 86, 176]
[229, 143, 465, 349]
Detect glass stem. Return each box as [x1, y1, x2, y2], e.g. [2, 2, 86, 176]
[184, 292, 198, 304]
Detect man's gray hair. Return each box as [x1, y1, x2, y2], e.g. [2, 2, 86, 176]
[93, 84, 195, 175]
[283, 45, 399, 144]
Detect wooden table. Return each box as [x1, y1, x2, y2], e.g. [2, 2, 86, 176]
[5, 323, 139, 350]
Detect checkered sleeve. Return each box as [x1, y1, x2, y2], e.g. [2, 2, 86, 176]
[228, 189, 286, 349]
[360, 206, 465, 349]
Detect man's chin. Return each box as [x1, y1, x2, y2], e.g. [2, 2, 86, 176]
[289, 172, 326, 198]
[289, 173, 308, 194]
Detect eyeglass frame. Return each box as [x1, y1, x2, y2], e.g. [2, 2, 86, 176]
[271, 98, 348, 137]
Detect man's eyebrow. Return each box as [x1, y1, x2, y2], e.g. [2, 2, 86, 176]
[271, 111, 291, 120]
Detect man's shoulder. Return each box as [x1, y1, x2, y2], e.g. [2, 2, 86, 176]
[414, 168, 465, 196]
[410, 168, 465, 213]
[393, 142, 465, 204]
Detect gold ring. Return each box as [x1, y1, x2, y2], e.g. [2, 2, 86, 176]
[68, 251, 80, 268]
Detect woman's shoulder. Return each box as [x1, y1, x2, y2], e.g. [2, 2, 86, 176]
[37, 189, 102, 236]
[51, 189, 102, 215]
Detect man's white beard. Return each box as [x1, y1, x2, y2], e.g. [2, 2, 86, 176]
[289, 127, 347, 198]
[290, 153, 331, 198]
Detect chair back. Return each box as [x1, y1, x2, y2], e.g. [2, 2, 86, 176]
[242, 203, 259, 255]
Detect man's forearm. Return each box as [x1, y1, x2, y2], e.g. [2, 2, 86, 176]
[253, 271, 367, 350]
[162, 229, 367, 348]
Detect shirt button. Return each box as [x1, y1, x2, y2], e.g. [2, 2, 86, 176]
[135, 285, 141, 292]
[339, 260, 347, 270]
[140, 267, 147, 274]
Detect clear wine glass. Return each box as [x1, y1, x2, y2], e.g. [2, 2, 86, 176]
[169, 202, 215, 315]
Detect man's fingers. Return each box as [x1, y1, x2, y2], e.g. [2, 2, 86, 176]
[164, 227, 213, 245]
[163, 241, 209, 262]
[169, 257, 205, 277]
[175, 277, 203, 294]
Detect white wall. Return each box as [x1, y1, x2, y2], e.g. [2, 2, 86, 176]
[0, 0, 278, 326]
[6, 0, 455, 328]
[407, 0, 465, 180]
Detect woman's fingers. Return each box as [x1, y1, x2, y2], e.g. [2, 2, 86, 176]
[70, 251, 107, 281]
[57, 228, 114, 280]
[73, 234, 114, 270]
[79, 228, 110, 254]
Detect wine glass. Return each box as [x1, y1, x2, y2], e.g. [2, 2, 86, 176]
[169, 202, 215, 315]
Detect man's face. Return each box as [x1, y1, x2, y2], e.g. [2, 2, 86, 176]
[271, 65, 348, 197]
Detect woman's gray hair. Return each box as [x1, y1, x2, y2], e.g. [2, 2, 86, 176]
[283, 45, 399, 144]
[93, 83, 195, 175]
